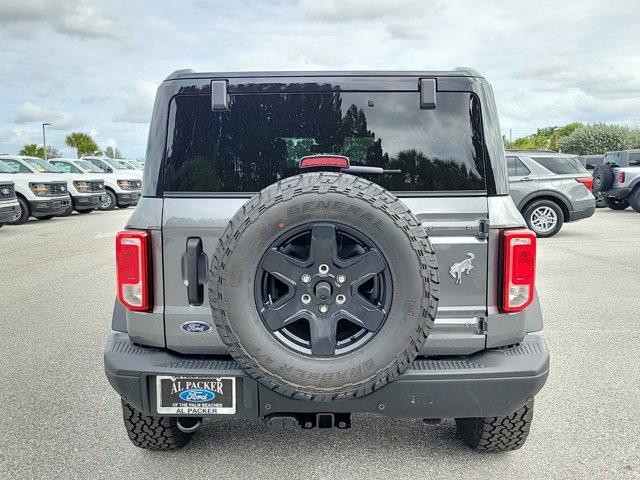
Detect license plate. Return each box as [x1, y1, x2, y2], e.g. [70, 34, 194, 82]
[156, 376, 236, 415]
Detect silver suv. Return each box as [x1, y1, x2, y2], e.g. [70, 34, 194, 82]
[104, 70, 549, 453]
[506, 151, 596, 237]
[592, 150, 640, 212]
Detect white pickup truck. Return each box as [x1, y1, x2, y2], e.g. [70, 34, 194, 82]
[0, 156, 71, 224]
[50, 158, 142, 210]
[0, 155, 106, 215]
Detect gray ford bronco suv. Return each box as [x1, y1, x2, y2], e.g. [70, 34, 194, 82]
[592, 149, 640, 212]
[104, 69, 549, 452]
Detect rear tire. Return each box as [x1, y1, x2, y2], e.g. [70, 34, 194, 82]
[523, 199, 564, 238]
[121, 399, 194, 450]
[10, 196, 30, 225]
[456, 399, 534, 452]
[628, 188, 640, 213]
[604, 197, 629, 210]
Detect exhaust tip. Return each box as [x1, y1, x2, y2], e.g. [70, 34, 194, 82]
[176, 417, 202, 434]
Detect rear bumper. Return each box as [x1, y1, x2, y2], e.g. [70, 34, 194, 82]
[604, 187, 632, 199]
[116, 192, 140, 206]
[104, 332, 549, 419]
[0, 200, 19, 223]
[29, 197, 71, 217]
[568, 203, 596, 222]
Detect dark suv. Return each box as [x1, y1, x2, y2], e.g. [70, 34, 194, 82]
[104, 70, 549, 452]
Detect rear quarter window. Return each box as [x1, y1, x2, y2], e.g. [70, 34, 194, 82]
[530, 156, 587, 175]
[163, 91, 487, 194]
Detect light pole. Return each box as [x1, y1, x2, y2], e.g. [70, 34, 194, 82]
[42, 123, 51, 160]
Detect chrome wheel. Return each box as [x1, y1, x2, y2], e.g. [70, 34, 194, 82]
[101, 194, 113, 209]
[530, 206, 557, 234]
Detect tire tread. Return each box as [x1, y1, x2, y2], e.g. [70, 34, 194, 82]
[208, 172, 439, 401]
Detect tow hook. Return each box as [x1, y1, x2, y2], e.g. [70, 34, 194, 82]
[176, 417, 202, 433]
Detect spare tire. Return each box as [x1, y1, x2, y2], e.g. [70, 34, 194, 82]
[593, 164, 614, 192]
[209, 173, 439, 401]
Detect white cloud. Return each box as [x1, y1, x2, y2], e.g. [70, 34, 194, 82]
[0, 0, 125, 40]
[13, 102, 79, 129]
[113, 80, 157, 124]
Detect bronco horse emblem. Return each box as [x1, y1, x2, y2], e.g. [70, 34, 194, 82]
[449, 253, 475, 285]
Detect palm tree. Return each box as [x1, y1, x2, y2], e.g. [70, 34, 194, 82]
[65, 132, 99, 158]
[19, 144, 42, 157]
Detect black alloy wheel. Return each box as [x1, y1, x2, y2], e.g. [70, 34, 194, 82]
[255, 223, 392, 357]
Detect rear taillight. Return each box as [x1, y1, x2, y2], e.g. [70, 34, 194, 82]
[116, 230, 151, 312]
[502, 229, 537, 313]
[617, 171, 626, 183]
[576, 177, 593, 191]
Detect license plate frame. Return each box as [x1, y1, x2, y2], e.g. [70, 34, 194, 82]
[156, 376, 236, 415]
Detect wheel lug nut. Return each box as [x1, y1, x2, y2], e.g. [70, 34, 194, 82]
[319, 305, 328, 314]
[301, 274, 312, 284]
[336, 294, 346, 305]
[318, 264, 329, 274]
[301, 294, 311, 305]
[336, 274, 346, 284]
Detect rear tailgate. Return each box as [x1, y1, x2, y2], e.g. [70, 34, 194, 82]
[162, 196, 489, 355]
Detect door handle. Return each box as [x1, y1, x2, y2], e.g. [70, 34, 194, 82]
[521, 177, 532, 182]
[185, 237, 207, 306]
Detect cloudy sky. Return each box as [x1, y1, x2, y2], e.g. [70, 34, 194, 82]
[1, 0, 639, 158]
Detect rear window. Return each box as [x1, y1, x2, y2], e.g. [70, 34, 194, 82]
[163, 91, 487, 193]
[530, 156, 587, 175]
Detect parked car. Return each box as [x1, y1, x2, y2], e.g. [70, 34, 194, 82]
[579, 155, 606, 207]
[82, 156, 143, 179]
[0, 173, 19, 228]
[105, 69, 549, 452]
[580, 154, 604, 170]
[0, 157, 71, 224]
[120, 159, 145, 170]
[49, 158, 142, 211]
[506, 150, 596, 237]
[0, 155, 105, 216]
[592, 149, 640, 212]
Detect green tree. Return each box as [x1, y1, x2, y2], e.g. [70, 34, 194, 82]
[549, 122, 583, 151]
[105, 146, 124, 159]
[556, 123, 637, 155]
[19, 143, 40, 157]
[19, 144, 62, 159]
[65, 132, 99, 158]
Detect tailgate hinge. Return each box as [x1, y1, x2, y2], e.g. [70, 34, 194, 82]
[478, 219, 490, 239]
[478, 316, 488, 334]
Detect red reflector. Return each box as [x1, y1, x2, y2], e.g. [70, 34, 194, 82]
[502, 229, 537, 313]
[576, 177, 593, 191]
[617, 171, 626, 183]
[299, 155, 349, 169]
[116, 230, 151, 312]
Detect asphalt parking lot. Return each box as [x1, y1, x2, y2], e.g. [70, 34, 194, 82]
[0, 208, 638, 480]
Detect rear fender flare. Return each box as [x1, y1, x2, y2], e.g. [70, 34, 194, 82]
[517, 191, 571, 221]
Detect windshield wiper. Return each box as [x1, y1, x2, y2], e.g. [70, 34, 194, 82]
[341, 166, 401, 175]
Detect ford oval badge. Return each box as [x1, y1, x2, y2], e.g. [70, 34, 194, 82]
[179, 389, 216, 403]
[180, 321, 213, 334]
